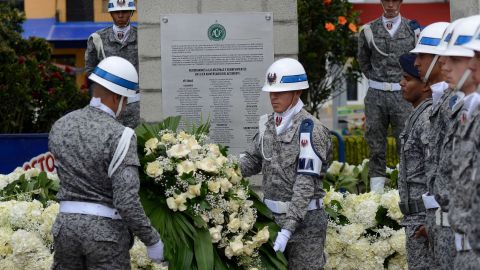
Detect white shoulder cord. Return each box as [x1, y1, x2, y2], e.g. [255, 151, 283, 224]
[108, 127, 135, 178]
[362, 24, 389, 57]
[90, 33, 106, 60]
[258, 114, 271, 161]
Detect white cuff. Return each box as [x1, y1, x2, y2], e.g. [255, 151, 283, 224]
[370, 177, 386, 193]
[422, 193, 440, 209]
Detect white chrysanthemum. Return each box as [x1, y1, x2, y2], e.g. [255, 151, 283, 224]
[324, 253, 343, 270]
[130, 237, 151, 267]
[342, 192, 380, 229]
[187, 183, 202, 199]
[208, 180, 221, 194]
[327, 161, 344, 175]
[10, 230, 51, 269]
[0, 201, 14, 226]
[145, 138, 160, 155]
[325, 226, 345, 254]
[218, 177, 232, 193]
[9, 200, 44, 229]
[167, 144, 190, 159]
[228, 201, 240, 213]
[371, 238, 393, 258]
[177, 160, 196, 176]
[235, 187, 247, 200]
[209, 225, 222, 243]
[388, 228, 406, 255]
[323, 188, 344, 206]
[146, 161, 163, 178]
[0, 256, 21, 270]
[0, 226, 13, 256]
[39, 203, 59, 244]
[160, 133, 176, 144]
[252, 226, 269, 245]
[338, 223, 365, 245]
[224, 245, 234, 259]
[196, 157, 218, 173]
[345, 237, 372, 259]
[380, 190, 403, 221]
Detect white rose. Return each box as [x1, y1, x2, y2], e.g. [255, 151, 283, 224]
[252, 226, 270, 244]
[187, 183, 202, 199]
[211, 208, 224, 224]
[207, 144, 221, 157]
[146, 161, 163, 178]
[196, 157, 218, 173]
[219, 177, 232, 193]
[167, 144, 190, 159]
[208, 181, 221, 194]
[243, 241, 254, 256]
[161, 133, 176, 144]
[224, 246, 234, 259]
[215, 156, 228, 167]
[230, 236, 244, 255]
[177, 131, 191, 141]
[227, 218, 241, 232]
[166, 197, 178, 211]
[174, 193, 188, 212]
[225, 167, 242, 184]
[240, 219, 252, 232]
[209, 225, 223, 243]
[177, 160, 196, 176]
[327, 160, 343, 175]
[184, 137, 201, 151]
[144, 138, 159, 155]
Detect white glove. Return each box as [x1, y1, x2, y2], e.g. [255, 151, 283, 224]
[273, 229, 292, 252]
[147, 240, 164, 263]
[370, 177, 387, 193]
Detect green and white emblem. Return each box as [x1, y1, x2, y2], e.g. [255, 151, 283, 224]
[208, 23, 226, 41]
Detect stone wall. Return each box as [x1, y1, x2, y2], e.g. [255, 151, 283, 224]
[450, 0, 480, 20]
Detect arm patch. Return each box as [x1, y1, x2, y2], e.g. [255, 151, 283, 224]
[297, 119, 323, 176]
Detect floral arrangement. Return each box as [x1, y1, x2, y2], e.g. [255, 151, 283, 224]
[323, 189, 407, 270]
[136, 118, 286, 269]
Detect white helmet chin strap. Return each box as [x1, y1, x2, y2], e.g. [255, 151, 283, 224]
[115, 96, 125, 117]
[423, 55, 440, 83]
[455, 69, 472, 92]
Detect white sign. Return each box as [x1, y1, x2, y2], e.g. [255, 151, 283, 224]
[161, 12, 274, 154]
[22, 152, 56, 173]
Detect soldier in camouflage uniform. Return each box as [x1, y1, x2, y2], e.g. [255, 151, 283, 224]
[240, 58, 332, 270]
[85, 0, 140, 129]
[447, 16, 480, 269]
[49, 56, 164, 269]
[397, 53, 432, 270]
[410, 21, 454, 270]
[357, 0, 416, 192]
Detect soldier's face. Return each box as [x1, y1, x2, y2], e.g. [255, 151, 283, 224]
[400, 72, 424, 105]
[269, 90, 300, 113]
[381, 0, 402, 19]
[414, 53, 442, 83]
[439, 56, 474, 89]
[468, 51, 480, 84]
[111, 10, 133, 27]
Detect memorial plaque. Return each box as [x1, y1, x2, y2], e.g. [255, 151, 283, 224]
[161, 12, 274, 154]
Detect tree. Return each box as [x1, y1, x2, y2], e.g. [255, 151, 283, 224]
[0, 3, 89, 133]
[298, 0, 361, 117]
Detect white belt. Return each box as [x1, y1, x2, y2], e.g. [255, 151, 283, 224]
[264, 198, 323, 214]
[455, 233, 472, 252]
[422, 193, 440, 209]
[435, 208, 450, 227]
[59, 201, 122, 220]
[368, 79, 401, 91]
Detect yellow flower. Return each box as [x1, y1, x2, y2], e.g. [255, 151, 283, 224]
[325, 22, 335, 32]
[146, 161, 163, 178]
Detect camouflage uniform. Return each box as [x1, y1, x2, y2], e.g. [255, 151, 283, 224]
[240, 109, 332, 270]
[424, 88, 456, 270]
[358, 17, 415, 178]
[450, 105, 480, 269]
[49, 105, 160, 269]
[468, 134, 480, 258]
[85, 26, 140, 129]
[398, 98, 432, 270]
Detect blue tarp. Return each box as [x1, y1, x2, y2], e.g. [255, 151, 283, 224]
[22, 18, 137, 48]
[0, 134, 49, 174]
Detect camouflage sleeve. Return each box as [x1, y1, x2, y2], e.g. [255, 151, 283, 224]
[284, 125, 332, 232]
[111, 135, 160, 246]
[239, 133, 263, 177]
[85, 35, 99, 76]
[469, 158, 480, 255]
[357, 29, 373, 78]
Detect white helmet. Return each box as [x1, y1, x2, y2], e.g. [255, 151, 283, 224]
[439, 15, 480, 57]
[108, 0, 136, 12]
[410, 22, 450, 54]
[262, 58, 309, 92]
[463, 21, 480, 52]
[89, 56, 138, 98]
[432, 18, 466, 55]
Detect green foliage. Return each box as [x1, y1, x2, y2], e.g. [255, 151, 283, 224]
[0, 3, 89, 133]
[335, 135, 399, 168]
[0, 171, 59, 206]
[375, 206, 402, 231]
[298, 0, 361, 115]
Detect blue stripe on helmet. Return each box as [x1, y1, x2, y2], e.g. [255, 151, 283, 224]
[128, 2, 135, 7]
[419, 37, 441, 46]
[93, 67, 138, 90]
[444, 33, 452, 43]
[455, 35, 473, 45]
[108, 3, 114, 8]
[280, 74, 308, 83]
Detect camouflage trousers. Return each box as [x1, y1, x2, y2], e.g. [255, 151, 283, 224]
[425, 209, 455, 270]
[282, 209, 328, 270]
[52, 213, 132, 270]
[118, 101, 140, 129]
[405, 224, 431, 270]
[453, 250, 480, 270]
[364, 88, 412, 177]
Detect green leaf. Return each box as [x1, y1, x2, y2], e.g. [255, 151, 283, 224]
[194, 228, 214, 270]
[213, 249, 229, 270]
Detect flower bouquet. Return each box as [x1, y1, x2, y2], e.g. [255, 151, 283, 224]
[135, 117, 287, 270]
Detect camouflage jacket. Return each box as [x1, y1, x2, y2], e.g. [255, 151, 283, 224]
[398, 98, 432, 224]
[240, 109, 332, 233]
[85, 26, 138, 75]
[449, 106, 480, 234]
[426, 88, 454, 194]
[48, 105, 160, 246]
[357, 16, 416, 83]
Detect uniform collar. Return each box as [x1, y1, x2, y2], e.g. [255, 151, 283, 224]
[89, 97, 115, 118]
